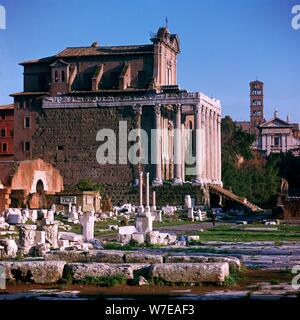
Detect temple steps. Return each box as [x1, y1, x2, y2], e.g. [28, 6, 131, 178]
[209, 184, 263, 213]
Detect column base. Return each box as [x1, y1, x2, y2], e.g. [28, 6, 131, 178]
[192, 178, 204, 186]
[171, 178, 183, 186]
[137, 206, 144, 214]
[150, 205, 157, 212]
[152, 178, 163, 187]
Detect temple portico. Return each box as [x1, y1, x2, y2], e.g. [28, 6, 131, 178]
[43, 90, 222, 187]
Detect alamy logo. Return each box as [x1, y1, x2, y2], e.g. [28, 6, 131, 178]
[0, 5, 6, 29]
[291, 4, 300, 30]
[292, 265, 300, 290]
[0, 266, 5, 289]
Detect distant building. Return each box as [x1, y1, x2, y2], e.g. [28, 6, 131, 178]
[257, 111, 300, 156]
[5, 27, 222, 189]
[0, 103, 14, 185]
[235, 80, 300, 156]
[0, 104, 14, 157]
[236, 80, 265, 138]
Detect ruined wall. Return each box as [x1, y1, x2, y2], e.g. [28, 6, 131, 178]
[32, 107, 138, 186]
[283, 198, 300, 220]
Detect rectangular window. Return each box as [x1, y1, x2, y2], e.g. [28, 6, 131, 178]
[57, 145, 64, 151]
[274, 136, 280, 146]
[2, 143, 7, 152]
[10, 129, 13, 137]
[0, 113, 5, 120]
[1, 128, 5, 137]
[24, 116, 31, 128]
[24, 141, 31, 152]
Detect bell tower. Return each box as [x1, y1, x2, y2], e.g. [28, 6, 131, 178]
[250, 80, 264, 138]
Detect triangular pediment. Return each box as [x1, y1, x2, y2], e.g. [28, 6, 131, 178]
[260, 117, 292, 128]
[50, 59, 69, 68]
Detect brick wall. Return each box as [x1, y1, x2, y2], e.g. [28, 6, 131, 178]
[32, 106, 139, 186]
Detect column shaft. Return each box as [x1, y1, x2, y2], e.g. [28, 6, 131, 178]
[173, 104, 182, 184]
[193, 104, 202, 183]
[153, 104, 163, 186]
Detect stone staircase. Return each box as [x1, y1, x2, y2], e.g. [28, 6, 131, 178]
[209, 184, 263, 212]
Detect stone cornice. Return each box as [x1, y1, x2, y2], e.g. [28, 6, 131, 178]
[43, 91, 221, 114]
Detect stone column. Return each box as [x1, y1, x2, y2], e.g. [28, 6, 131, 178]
[132, 104, 143, 186]
[193, 104, 203, 184]
[145, 172, 150, 212]
[201, 107, 207, 183]
[205, 109, 211, 183]
[217, 114, 222, 185]
[151, 191, 156, 212]
[18, 224, 36, 254]
[152, 103, 163, 186]
[181, 122, 185, 182]
[138, 172, 144, 213]
[80, 211, 95, 241]
[173, 104, 182, 185]
[213, 112, 218, 183]
[43, 223, 58, 248]
[209, 110, 214, 183]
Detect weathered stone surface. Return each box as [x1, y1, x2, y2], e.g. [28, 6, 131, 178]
[165, 256, 241, 272]
[131, 233, 144, 244]
[146, 231, 177, 245]
[64, 263, 135, 280]
[58, 232, 83, 242]
[45, 250, 88, 262]
[150, 263, 229, 283]
[85, 250, 124, 263]
[124, 253, 163, 264]
[0, 261, 65, 284]
[45, 250, 124, 263]
[0, 239, 18, 258]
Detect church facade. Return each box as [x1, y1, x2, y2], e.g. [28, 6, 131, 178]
[6, 27, 221, 188]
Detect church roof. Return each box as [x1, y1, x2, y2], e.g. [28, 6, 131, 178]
[20, 45, 154, 65]
[259, 116, 294, 128]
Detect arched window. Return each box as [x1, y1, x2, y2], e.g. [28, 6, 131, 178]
[54, 70, 59, 82]
[61, 70, 65, 82]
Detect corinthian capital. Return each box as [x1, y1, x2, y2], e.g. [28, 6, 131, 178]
[132, 104, 143, 115]
[193, 103, 202, 114]
[173, 103, 181, 113]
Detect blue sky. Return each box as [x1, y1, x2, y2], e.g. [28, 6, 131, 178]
[0, 0, 299, 122]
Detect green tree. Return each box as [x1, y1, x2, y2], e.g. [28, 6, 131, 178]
[76, 178, 105, 196]
[221, 116, 280, 207]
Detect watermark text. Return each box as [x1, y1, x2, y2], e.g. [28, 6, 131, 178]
[0, 5, 6, 30]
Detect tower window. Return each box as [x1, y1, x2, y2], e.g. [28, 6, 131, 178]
[24, 141, 31, 152]
[2, 143, 7, 152]
[1, 128, 6, 137]
[61, 70, 65, 82]
[54, 70, 59, 82]
[24, 116, 31, 128]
